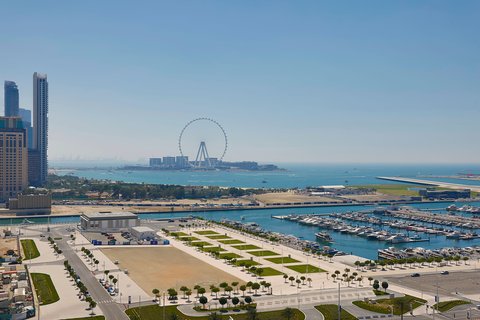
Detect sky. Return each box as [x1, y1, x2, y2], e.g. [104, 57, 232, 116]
[1, 1, 479, 164]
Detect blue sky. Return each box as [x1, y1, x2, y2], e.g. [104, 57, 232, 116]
[1, 1, 479, 164]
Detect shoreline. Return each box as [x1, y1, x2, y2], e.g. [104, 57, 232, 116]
[0, 198, 471, 220]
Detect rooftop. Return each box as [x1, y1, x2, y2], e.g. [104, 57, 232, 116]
[81, 211, 137, 219]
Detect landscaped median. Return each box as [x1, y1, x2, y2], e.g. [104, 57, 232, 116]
[352, 295, 426, 315]
[265, 257, 300, 264]
[20, 239, 40, 260]
[31, 273, 59, 305]
[433, 300, 471, 312]
[232, 244, 261, 250]
[125, 305, 305, 320]
[194, 230, 219, 235]
[247, 250, 279, 257]
[315, 304, 357, 320]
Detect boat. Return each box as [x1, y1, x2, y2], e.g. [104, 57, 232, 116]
[446, 204, 458, 211]
[315, 232, 333, 243]
[386, 234, 411, 243]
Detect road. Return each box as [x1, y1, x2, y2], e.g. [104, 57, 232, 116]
[51, 228, 130, 320]
[377, 176, 480, 192]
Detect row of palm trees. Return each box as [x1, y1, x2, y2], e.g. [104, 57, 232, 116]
[63, 260, 97, 314]
[354, 255, 470, 270]
[282, 274, 313, 288]
[80, 247, 100, 270]
[47, 237, 63, 255]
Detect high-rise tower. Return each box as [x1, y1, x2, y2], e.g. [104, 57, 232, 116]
[32, 72, 48, 186]
[4, 81, 19, 117]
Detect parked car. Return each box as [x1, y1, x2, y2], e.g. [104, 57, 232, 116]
[440, 271, 449, 275]
[411, 273, 420, 277]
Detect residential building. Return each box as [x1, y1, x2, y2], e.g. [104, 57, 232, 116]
[0, 117, 28, 202]
[4, 81, 19, 117]
[149, 158, 162, 167]
[7, 193, 51, 215]
[19, 108, 33, 149]
[32, 73, 48, 186]
[162, 156, 176, 167]
[175, 156, 189, 168]
[27, 150, 41, 187]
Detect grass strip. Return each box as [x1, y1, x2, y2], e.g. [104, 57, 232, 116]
[247, 250, 279, 257]
[31, 273, 60, 305]
[285, 264, 325, 273]
[21, 239, 40, 260]
[315, 304, 357, 320]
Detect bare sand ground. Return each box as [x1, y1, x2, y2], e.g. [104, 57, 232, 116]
[0, 238, 18, 255]
[101, 247, 242, 293]
[253, 191, 340, 204]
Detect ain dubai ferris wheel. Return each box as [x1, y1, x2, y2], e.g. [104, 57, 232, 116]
[178, 118, 228, 169]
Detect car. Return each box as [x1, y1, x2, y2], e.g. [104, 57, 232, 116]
[440, 271, 449, 275]
[411, 273, 420, 277]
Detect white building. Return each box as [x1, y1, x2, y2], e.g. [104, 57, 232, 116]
[32, 72, 48, 186]
[130, 226, 156, 240]
[80, 212, 138, 231]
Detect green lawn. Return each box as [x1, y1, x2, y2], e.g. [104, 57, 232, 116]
[285, 264, 325, 273]
[234, 259, 260, 267]
[62, 317, 105, 320]
[265, 257, 300, 264]
[191, 241, 212, 247]
[315, 304, 357, 320]
[31, 273, 60, 305]
[21, 239, 40, 260]
[352, 184, 419, 196]
[258, 267, 283, 276]
[170, 231, 189, 237]
[433, 300, 471, 312]
[232, 244, 262, 250]
[179, 236, 200, 242]
[201, 246, 227, 253]
[218, 252, 243, 259]
[247, 250, 279, 257]
[353, 295, 426, 315]
[194, 230, 219, 235]
[126, 305, 305, 320]
[206, 235, 232, 240]
[218, 239, 245, 245]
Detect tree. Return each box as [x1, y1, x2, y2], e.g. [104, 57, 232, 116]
[219, 282, 228, 295]
[89, 300, 97, 314]
[212, 287, 220, 299]
[219, 297, 228, 310]
[265, 282, 271, 294]
[368, 277, 373, 285]
[256, 268, 264, 279]
[198, 287, 206, 297]
[232, 296, 240, 309]
[194, 285, 201, 297]
[373, 282, 380, 291]
[244, 296, 253, 304]
[288, 276, 295, 286]
[199, 296, 208, 309]
[152, 288, 160, 302]
[186, 290, 192, 302]
[252, 283, 260, 295]
[295, 279, 301, 288]
[112, 278, 118, 288]
[225, 286, 233, 298]
[180, 286, 188, 299]
[300, 276, 306, 285]
[381, 281, 389, 292]
[307, 278, 312, 287]
[231, 281, 239, 294]
[104, 270, 109, 280]
[240, 285, 247, 297]
[167, 288, 178, 301]
[283, 274, 289, 283]
[331, 274, 337, 282]
[282, 307, 295, 320]
[246, 281, 253, 293]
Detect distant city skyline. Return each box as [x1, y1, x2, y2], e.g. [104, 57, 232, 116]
[1, 1, 479, 164]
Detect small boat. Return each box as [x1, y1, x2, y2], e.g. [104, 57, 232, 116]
[315, 232, 333, 243]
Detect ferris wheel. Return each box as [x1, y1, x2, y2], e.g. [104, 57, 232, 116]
[178, 118, 228, 168]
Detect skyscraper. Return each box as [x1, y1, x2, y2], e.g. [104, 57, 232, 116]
[0, 117, 28, 201]
[4, 81, 19, 117]
[19, 108, 33, 149]
[32, 72, 48, 186]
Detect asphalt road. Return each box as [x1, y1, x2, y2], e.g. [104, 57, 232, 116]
[52, 228, 130, 320]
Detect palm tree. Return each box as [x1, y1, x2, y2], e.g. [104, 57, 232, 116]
[180, 286, 188, 299]
[307, 278, 312, 288]
[231, 281, 239, 295]
[282, 307, 295, 320]
[152, 289, 160, 302]
[288, 276, 295, 286]
[239, 285, 247, 297]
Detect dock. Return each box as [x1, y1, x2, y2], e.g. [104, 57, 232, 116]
[377, 176, 480, 192]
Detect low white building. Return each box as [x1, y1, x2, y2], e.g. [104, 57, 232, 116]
[130, 226, 156, 240]
[80, 212, 139, 231]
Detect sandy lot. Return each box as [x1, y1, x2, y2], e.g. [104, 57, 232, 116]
[0, 238, 18, 256]
[101, 247, 242, 293]
[254, 192, 340, 204]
